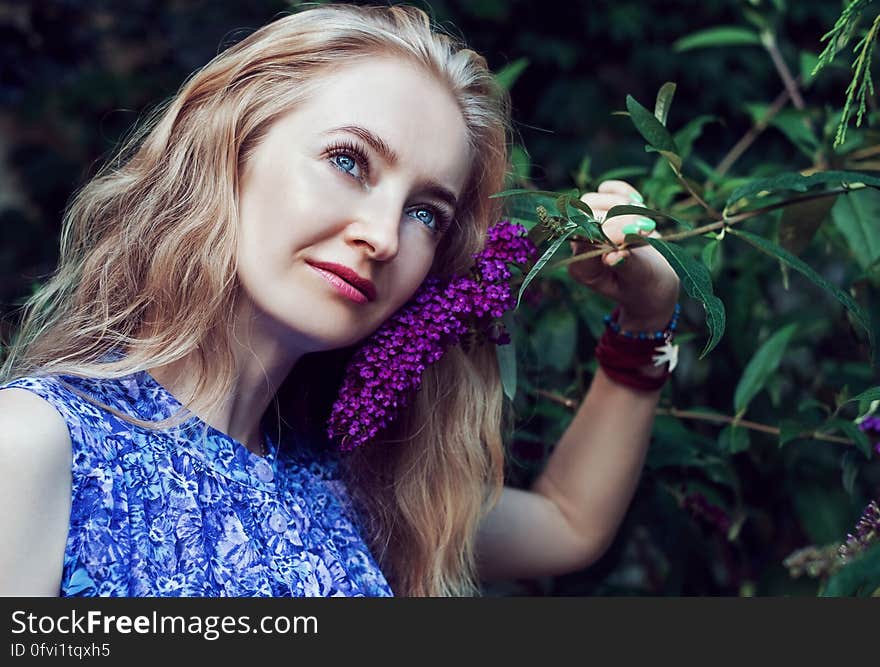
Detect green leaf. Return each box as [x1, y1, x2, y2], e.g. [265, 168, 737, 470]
[779, 419, 807, 447]
[567, 197, 596, 221]
[497, 311, 518, 401]
[516, 229, 577, 309]
[721, 424, 750, 454]
[674, 115, 718, 160]
[654, 82, 677, 126]
[643, 237, 726, 358]
[595, 166, 649, 183]
[625, 95, 680, 155]
[800, 51, 820, 87]
[847, 386, 880, 405]
[792, 483, 852, 545]
[573, 155, 592, 191]
[822, 543, 880, 597]
[841, 450, 859, 497]
[644, 146, 683, 173]
[491, 188, 573, 200]
[727, 228, 875, 359]
[494, 57, 529, 91]
[509, 145, 531, 183]
[605, 204, 694, 230]
[831, 188, 880, 271]
[734, 323, 798, 415]
[527, 222, 552, 250]
[532, 308, 577, 372]
[701, 239, 723, 276]
[743, 104, 820, 158]
[673, 26, 761, 51]
[778, 194, 837, 256]
[726, 170, 880, 208]
[822, 418, 874, 459]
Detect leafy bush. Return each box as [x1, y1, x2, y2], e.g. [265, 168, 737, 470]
[491, 0, 880, 596]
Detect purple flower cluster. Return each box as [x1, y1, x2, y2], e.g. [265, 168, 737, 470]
[858, 415, 880, 433]
[327, 220, 537, 451]
[856, 409, 880, 456]
[839, 500, 880, 564]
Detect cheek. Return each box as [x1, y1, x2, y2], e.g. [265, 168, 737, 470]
[386, 252, 435, 310]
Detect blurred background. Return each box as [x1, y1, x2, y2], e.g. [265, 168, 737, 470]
[2, 0, 878, 596]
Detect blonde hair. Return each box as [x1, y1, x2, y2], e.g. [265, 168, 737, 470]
[2, 4, 512, 597]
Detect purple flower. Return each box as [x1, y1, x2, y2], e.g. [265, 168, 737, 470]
[856, 410, 880, 456]
[327, 220, 537, 451]
[839, 500, 880, 564]
[857, 415, 880, 434]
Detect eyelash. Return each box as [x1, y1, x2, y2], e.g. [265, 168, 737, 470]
[324, 140, 452, 235]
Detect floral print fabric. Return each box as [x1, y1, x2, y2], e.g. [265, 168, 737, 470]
[2, 372, 393, 597]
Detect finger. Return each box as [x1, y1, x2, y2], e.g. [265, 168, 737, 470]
[598, 212, 656, 244]
[603, 248, 631, 267]
[598, 180, 642, 201]
[568, 238, 607, 283]
[579, 192, 629, 217]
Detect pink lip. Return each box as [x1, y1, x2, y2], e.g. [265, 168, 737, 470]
[308, 263, 374, 304]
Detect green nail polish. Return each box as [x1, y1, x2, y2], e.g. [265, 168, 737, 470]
[622, 223, 640, 235]
[629, 192, 644, 204]
[613, 256, 627, 266]
[637, 218, 656, 232]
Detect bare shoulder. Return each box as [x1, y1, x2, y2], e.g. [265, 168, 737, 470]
[0, 387, 73, 595]
[0, 386, 72, 448]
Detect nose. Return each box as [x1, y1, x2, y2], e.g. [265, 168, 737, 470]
[345, 192, 401, 262]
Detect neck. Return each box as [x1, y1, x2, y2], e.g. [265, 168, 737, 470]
[148, 302, 305, 457]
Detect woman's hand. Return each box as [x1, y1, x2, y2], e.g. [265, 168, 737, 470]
[568, 180, 680, 331]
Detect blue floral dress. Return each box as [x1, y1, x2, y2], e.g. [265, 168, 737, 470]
[1, 372, 393, 597]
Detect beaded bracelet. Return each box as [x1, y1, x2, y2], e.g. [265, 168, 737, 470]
[595, 303, 681, 391]
[603, 302, 680, 341]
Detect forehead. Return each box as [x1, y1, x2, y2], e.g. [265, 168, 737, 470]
[279, 57, 473, 190]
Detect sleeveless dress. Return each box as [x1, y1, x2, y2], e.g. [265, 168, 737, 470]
[1, 372, 393, 597]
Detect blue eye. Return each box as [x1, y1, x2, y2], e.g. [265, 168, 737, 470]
[409, 207, 436, 229]
[332, 153, 362, 179]
[326, 140, 370, 182]
[408, 206, 450, 235]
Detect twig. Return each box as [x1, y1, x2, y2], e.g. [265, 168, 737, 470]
[534, 388, 577, 409]
[658, 407, 853, 445]
[762, 31, 806, 110]
[714, 86, 793, 179]
[676, 172, 722, 218]
[530, 388, 856, 446]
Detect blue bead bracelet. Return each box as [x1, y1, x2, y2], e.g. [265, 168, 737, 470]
[603, 303, 680, 341]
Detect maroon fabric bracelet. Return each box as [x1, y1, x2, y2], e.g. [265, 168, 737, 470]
[595, 306, 674, 392]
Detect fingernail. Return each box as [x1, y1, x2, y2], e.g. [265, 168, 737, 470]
[637, 218, 656, 233]
[622, 223, 640, 235]
[629, 192, 644, 204]
[613, 255, 627, 266]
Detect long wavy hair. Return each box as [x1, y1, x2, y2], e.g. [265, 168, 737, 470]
[2, 4, 513, 597]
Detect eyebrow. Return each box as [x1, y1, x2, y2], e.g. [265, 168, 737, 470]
[322, 124, 461, 211]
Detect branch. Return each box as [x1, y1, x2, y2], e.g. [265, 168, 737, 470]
[530, 388, 857, 446]
[541, 187, 849, 274]
[762, 31, 806, 110]
[713, 85, 793, 179]
[675, 171, 722, 218]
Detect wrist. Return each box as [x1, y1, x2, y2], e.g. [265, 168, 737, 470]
[595, 303, 680, 391]
[617, 305, 677, 334]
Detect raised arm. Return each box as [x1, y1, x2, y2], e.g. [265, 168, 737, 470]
[476, 180, 680, 582]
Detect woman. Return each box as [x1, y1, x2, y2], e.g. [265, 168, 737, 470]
[0, 4, 680, 596]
